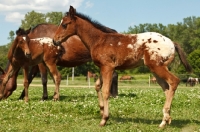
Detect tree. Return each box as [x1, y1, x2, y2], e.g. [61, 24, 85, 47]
[188, 49, 200, 75]
[45, 12, 63, 25]
[7, 30, 15, 42]
[21, 10, 46, 29]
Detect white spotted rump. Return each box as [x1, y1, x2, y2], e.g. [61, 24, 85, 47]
[127, 32, 175, 65]
[31, 37, 54, 46]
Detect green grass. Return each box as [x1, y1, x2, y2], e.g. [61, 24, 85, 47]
[0, 77, 200, 132]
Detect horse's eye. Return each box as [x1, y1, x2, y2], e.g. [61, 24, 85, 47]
[62, 24, 67, 29]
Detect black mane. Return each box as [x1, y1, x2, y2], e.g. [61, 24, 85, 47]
[65, 12, 117, 33]
[16, 28, 27, 36]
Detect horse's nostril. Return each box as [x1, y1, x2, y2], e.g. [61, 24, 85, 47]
[53, 39, 61, 46]
[25, 53, 31, 58]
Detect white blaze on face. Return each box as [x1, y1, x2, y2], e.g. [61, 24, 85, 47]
[59, 19, 63, 26]
[31, 37, 54, 46]
[22, 37, 26, 41]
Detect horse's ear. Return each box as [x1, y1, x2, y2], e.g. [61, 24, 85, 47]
[69, 5, 76, 20]
[26, 27, 31, 34]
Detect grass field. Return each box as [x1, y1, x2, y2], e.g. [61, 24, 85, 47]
[0, 75, 200, 132]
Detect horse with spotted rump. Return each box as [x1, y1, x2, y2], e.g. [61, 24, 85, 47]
[53, 6, 192, 128]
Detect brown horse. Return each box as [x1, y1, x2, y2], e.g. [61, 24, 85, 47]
[53, 6, 192, 127]
[150, 76, 157, 84]
[86, 71, 98, 82]
[0, 28, 62, 102]
[1, 23, 118, 100]
[119, 75, 133, 81]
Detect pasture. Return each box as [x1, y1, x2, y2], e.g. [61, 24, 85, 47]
[0, 75, 199, 132]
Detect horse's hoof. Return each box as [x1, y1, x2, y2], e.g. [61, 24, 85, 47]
[99, 118, 107, 127]
[53, 98, 59, 101]
[41, 96, 48, 101]
[159, 116, 172, 128]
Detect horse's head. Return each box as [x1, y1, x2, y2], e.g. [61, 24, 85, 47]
[53, 6, 77, 46]
[8, 28, 31, 60]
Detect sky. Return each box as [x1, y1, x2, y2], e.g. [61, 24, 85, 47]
[0, 0, 200, 46]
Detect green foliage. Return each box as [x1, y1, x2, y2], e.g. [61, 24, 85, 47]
[7, 30, 15, 42]
[45, 12, 63, 25]
[20, 11, 63, 30]
[188, 49, 200, 75]
[21, 10, 46, 29]
[0, 45, 9, 68]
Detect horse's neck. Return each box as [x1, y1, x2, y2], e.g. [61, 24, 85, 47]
[76, 18, 105, 50]
[6, 64, 19, 80]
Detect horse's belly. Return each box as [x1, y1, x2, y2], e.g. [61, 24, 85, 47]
[115, 59, 143, 69]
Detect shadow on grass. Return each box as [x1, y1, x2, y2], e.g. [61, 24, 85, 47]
[29, 92, 137, 101]
[110, 116, 200, 128]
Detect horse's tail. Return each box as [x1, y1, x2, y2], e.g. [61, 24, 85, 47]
[173, 42, 192, 73]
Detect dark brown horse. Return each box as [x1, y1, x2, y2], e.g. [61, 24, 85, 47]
[0, 23, 118, 100]
[53, 6, 192, 127]
[0, 28, 62, 102]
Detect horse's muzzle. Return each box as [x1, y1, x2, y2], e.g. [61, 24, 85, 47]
[25, 53, 31, 58]
[53, 39, 61, 46]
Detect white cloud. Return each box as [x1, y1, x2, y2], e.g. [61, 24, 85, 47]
[0, 0, 84, 24]
[5, 12, 24, 24]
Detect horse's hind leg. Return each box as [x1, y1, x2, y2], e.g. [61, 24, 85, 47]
[151, 66, 180, 128]
[95, 77, 104, 116]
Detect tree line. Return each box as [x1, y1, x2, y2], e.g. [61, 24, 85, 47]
[0, 11, 199, 78]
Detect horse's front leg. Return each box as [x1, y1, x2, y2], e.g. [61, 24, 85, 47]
[23, 67, 29, 102]
[99, 66, 114, 126]
[19, 65, 39, 100]
[47, 64, 61, 101]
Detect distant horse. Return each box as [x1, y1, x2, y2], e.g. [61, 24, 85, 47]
[0, 23, 118, 100]
[150, 76, 157, 84]
[86, 71, 98, 82]
[0, 28, 62, 102]
[186, 77, 199, 87]
[53, 6, 192, 127]
[119, 75, 133, 81]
